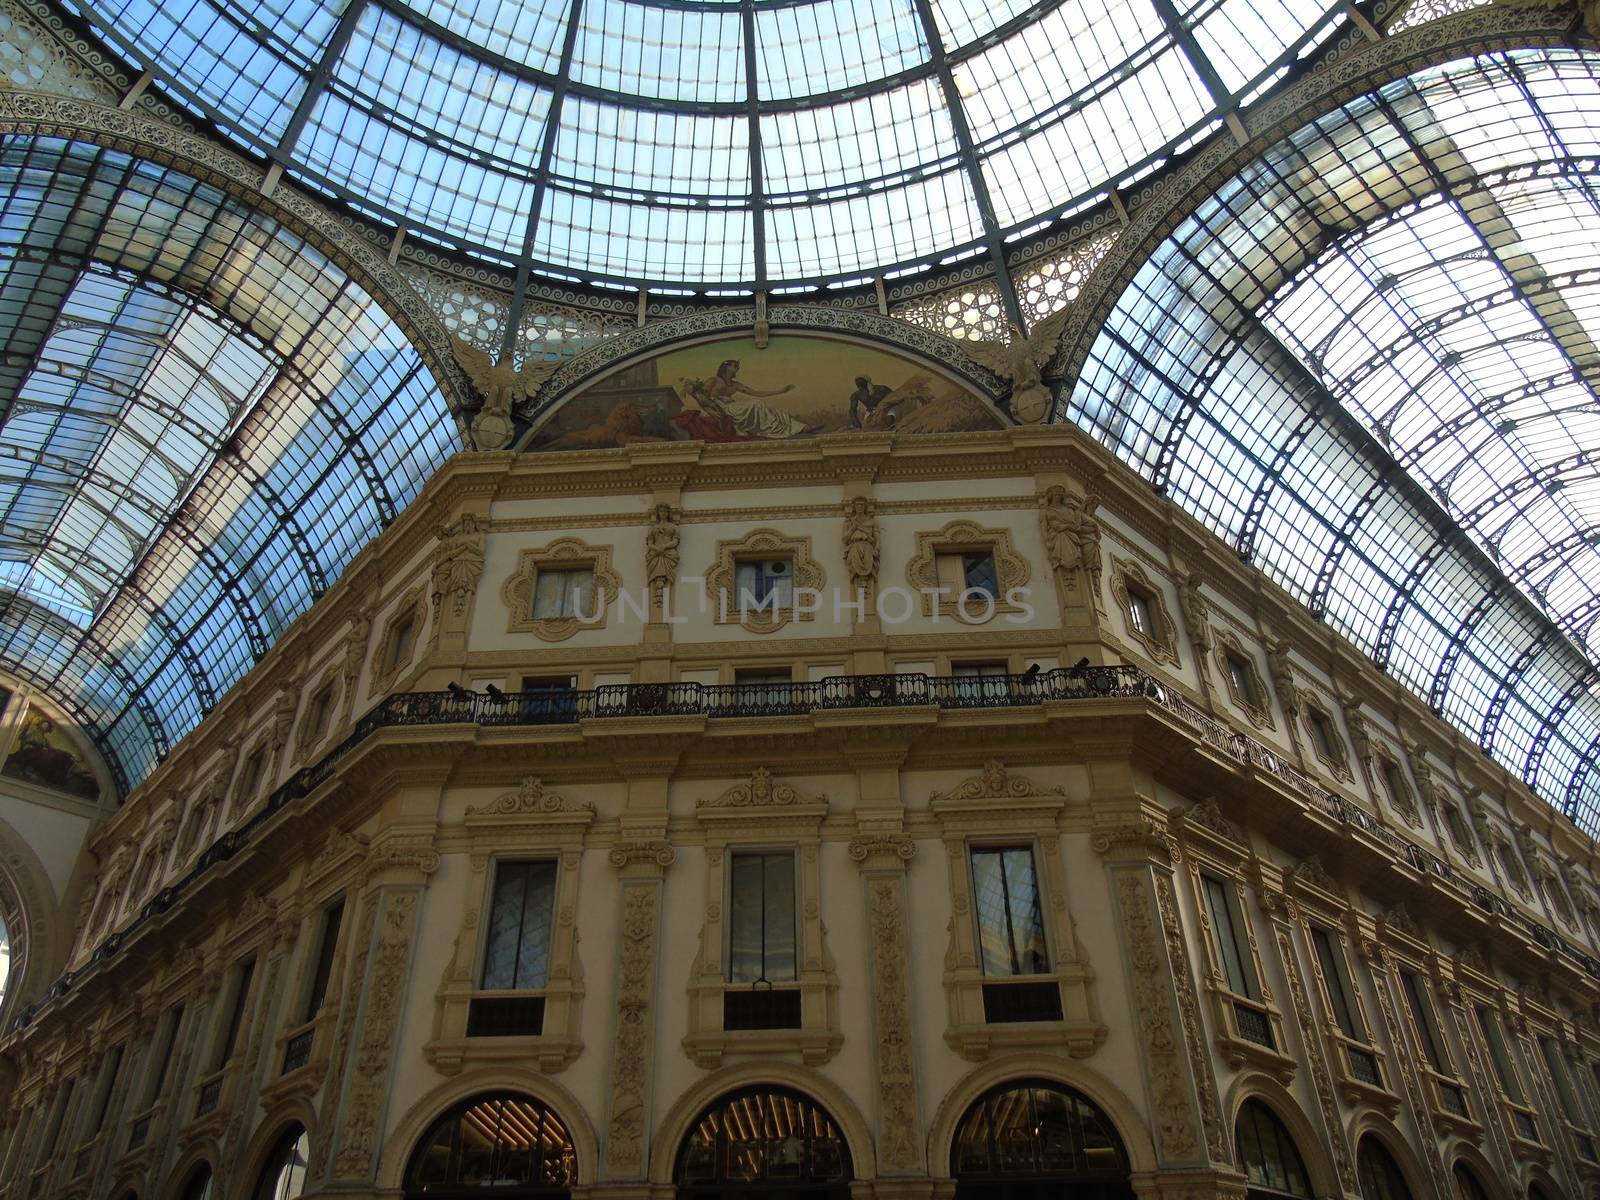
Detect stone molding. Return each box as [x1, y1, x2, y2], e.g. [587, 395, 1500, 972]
[702, 528, 824, 634]
[905, 519, 1030, 621]
[501, 538, 621, 641]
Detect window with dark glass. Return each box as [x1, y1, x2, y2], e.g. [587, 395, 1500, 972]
[520, 675, 578, 721]
[1235, 1099, 1313, 1197]
[732, 668, 793, 710]
[532, 569, 595, 619]
[1203, 874, 1258, 999]
[1226, 653, 1259, 707]
[405, 1093, 576, 1196]
[481, 861, 556, 990]
[147, 1004, 184, 1103]
[1306, 710, 1340, 763]
[303, 899, 344, 1022]
[383, 609, 418, 674]
[970, 848, 1050, 976]
[728, 852, 796, 984]
[1476, 1006, 1527, 1104]
[1355, 1137, 1411, 1200]
[1452, 1163, 1490, 1200]
[237, 749, 265, 805]
[951, 1081, 1132, 1194]
[935, 551, 999, 600]
[304, 686, 335, 745]
[736, 560, 793, 609]
[675, 1087, 851, 1197]
[46, 1077, 75, 1154]
[253, 1124, 310, 1200]
[1310, 927, 1365, 1040]
[952, 662, 1009, 704]
[1539, 1038, 1587, 1131]
[180, 1164, 214, 1200]
[1380, 761, 1411, 811]
[215, 959, 255, 1070]
[89, 1044, 124, 1135]
[1399, 972, 1447, 1073]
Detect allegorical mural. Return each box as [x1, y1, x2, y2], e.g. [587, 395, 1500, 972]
[526, 334, 1002, 452]
[2, 702, 100, 800]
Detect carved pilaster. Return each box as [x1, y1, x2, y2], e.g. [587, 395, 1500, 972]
[603, 880, 664, 1179]
[327, 887, 423, 1183]
[858, 852, 922, 1176]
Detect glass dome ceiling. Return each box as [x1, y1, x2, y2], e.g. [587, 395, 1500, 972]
[62, 0, 1348, 288]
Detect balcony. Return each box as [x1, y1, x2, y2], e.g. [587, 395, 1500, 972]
[13, 666, 1598, 1036]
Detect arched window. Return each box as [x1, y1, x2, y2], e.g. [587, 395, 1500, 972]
[1235, 1099, 1312, 1197]
[674, 1087, 851, 1198]
[1452, 1163, 1490, 1200]
[178, 1165, 212, 1200]
[1356, 1136, 1413, 1200]
[254, 1125, 310, 1200]
[951, 1080, 1133, 1199]
[404, 1093, 576, 1197]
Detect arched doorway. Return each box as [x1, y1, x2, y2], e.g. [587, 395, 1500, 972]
[950, 1080, 1134, 1199]
[1234, 1099, 1313, 1198]
[1452, 1163, 1491, 1200]
[404, 1093, 576, 1197]
[674, 1087, 852, 1199]
[254, 1125, 310, 1200]
[177, 1165, 212, 1200]
[1356, 1136, 1413, 1200]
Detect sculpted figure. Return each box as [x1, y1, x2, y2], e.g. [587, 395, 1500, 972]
[1267, 639, 1300, 716]
[1040, 487, 1102, 596]
[432, 513, 487, 616]
[843, 497, 879, 591]
[1179, 573, 1211, 649]
[342, 606, 372, 685]
[453, 337, 560, 450]
[645, 504, 680, 594]
[960, 307, 1072, 423]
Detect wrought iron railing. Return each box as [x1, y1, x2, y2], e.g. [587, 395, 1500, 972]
[12, 665, 1597, 1035]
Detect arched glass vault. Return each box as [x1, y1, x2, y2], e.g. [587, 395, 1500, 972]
[0, 136, 459, 791]
[58, 0, 1352, 298]
[1068, 47, 1600, 830]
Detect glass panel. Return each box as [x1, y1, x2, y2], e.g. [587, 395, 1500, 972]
[728, 852, 796, 983]
[1401, 972, 1446, 1073]
[1203, 874, 1257, 999]
[951, 1081, 1131, 1180]
[674, 1088, 849, 1185]
[1235, 1099, 1313, 1196]
[962, 553, 999, 599]
[480, 861, 556, 990]
[405, 1094, 576, 1188]
[1311, 926, 1363, 1040]
[970, 847, 1049, 977]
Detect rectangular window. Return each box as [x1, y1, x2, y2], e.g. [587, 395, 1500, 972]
[384, 610, 418, 672]
[532, 568, 595, 619]
[1477, 1005, 1525, 1103]
[90, 1044, 124, 1135]
[481, 860, 557, 990]
[147, 1005, 184, 1104]
[970, 847, 1050, 976]
[728, 852, 797, 984]
[1381, 760, 1411, 809]
[1307, 711, 1338, 761]
[303, 898, 345, 1022]
[237, 749, 265, 804]
[520, 674, 578, 721]
[1126, 587, 1152, 634]
[732, 668, 793, 710]
[305, 687, 334, 743]
[1400, 971, 1448, 1073]
[952, 661, 1009, 704]
[1310, 926, 1365, 1040]
[1225, 653, 1258, 706]
[214, 959, 255, 1070]
[46, 1078, 75, 1153]
[1202, 874, 1259, 999]
[1541, 1038, 1586, 1127]
[938, 551, 999, 599]
[736, 559, 793, 608]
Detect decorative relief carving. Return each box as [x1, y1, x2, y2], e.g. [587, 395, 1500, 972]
[1154, 872, 1228, 1164]
[867, 875, 921, 1172]
[1116, 871, 1203, 1162]
[930, 760, 1064, 806]
[1091, 817, 1175, 863]
[1179, 573, 1212, 652]
[607, 840, 676, 869]
[370, 586, 426, 694]
[698, 767, 821, 810]
[645, 504, 680, 596]
[605, 884, 660, 1177]
[310, 890, 376, 1178]
[957, 306, 1072, 422]
[1176, 797, 1244, 846]
[361, 838, 440, 884]
[501, 537, 620, 640]
[1365, 958, 1448, 1194]
[467, 776, 595, 817]
[1213, 629, 1273, 730]
[847, 834, 916, 867]
[333, 890, 419, 1179]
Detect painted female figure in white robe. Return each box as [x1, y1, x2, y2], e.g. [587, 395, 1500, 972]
[702, 359, 818, 439]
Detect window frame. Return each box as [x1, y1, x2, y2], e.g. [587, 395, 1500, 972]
[477, 858, 560, 993]
[1109, 557, 1180, 665]
[967, 843, 1053, 979]
[502, 538, 620, 641]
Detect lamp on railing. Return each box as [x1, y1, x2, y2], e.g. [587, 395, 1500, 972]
[446, 682, 471, 699]
[485, 684, 505, 702]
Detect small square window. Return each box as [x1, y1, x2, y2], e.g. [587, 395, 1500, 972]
[532, 568, 595, 619]
[938, 551, 999, 599]
[736, 559, 793, 608]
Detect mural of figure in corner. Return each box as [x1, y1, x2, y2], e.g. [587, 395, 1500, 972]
[2, 703, 100, 800]
[525, 334, 1002, 452]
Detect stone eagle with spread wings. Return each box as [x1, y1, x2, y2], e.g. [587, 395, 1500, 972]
[957, 306, 1072, 424]
[451, 337, 563, 450]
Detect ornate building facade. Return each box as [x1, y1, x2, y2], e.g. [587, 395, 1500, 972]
[3, 402, 1600, 1200]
